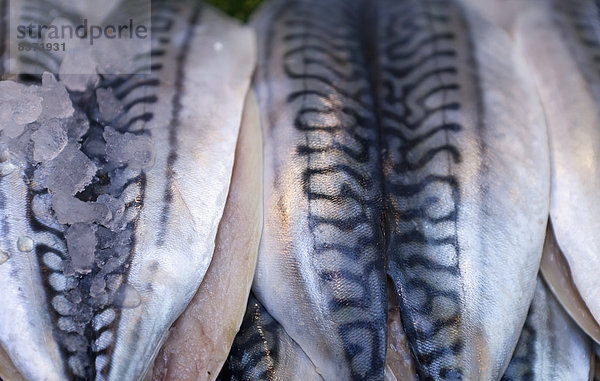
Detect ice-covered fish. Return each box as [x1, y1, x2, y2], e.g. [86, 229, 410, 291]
[224, 294, 323, 381]
[380, 0, 549, 379]
[150, 92, 262, 381]
[251, 0, 388, 379]
[0, 2, 255, 380]
[515, 0, 600, 329]
[502, 278, 593, 381]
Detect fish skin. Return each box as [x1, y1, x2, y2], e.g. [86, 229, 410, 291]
[515, 0, 600, 329]
[0, 2, 255, 380]
[0, 4, 94, 379]
[502, 278, 592, 381]
[0, 169, 67, 380]
[0, 3, 79, 374]
[225, 294, 323, 381]
[250, 0, 388, 379]
[105, 4, 255, 380]
[540, 223, 600, 344]
[2, 0, 84, 77]
[149, 91, 263, 381]
[381, 1, 549, 379]
[461, 0, 524, 35]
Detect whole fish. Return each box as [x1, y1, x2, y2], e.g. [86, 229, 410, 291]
[502, 278, 593, 381]
[380, 0, 549, 379]
[515, 0, 600, 327]
[150, 91, 262, 381]
[251, 0, 390, 378]
[224, 294, 323, 381]
[0, 2, 255, 380]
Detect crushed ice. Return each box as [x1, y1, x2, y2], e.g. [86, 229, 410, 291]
[0, 72, 154, 310]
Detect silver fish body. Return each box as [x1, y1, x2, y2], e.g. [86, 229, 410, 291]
[251, 0, 549, 380]
[150, 91, 263, 381]
[381, 0, 549, 379]
[502, 278, 593, 381]
[515, 0, 600, 329]
[0, 2, 255, 380]
[251, 0, 388, 379]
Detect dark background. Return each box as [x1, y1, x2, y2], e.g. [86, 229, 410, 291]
[207, 0, 264, 21]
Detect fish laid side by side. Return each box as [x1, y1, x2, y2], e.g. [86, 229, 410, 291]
[515, 0, 600, 328]
[502, 278, 593, 381]
[248, 0, 549, 380]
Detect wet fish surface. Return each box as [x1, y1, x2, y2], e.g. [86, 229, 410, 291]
[251, 0, 388, 379]
[0, 1, 255, 380]
[381, 0, 549, 379]
[502, 278, 592, 381]
[540, 223, 600, 344]
[249, 0, 549, 380]
[515, 0, 600, 329]
[223, 294, 323, 381]
[150, 91, 262, 381]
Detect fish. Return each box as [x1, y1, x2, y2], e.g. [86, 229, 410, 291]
[250, 0, 388, 379]
[380, 0, 550, 379]
[540, 223, 600, 344]
[0, 0, 6, 77]
[514, 0, 600, 328]
[250, 0, 549, 379]
[502, 277, 593, 381]
[461, 0, 524, 35]
[0, 1, 255, 380]
[224, 294, 323, 381]
[149, 91, 262, 381]
[3, 0, 83, 77]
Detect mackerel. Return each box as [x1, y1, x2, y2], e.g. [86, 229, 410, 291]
[0, 2, 255, 380]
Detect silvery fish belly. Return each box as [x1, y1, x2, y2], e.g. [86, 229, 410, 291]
[502, 278, 593, 381]
[150, 92, 263, 381]
[251, 0, 388, 379]
[0, 2, 255, 380]
[515, 0, 600, 329]
[381, 0, 549, 379]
